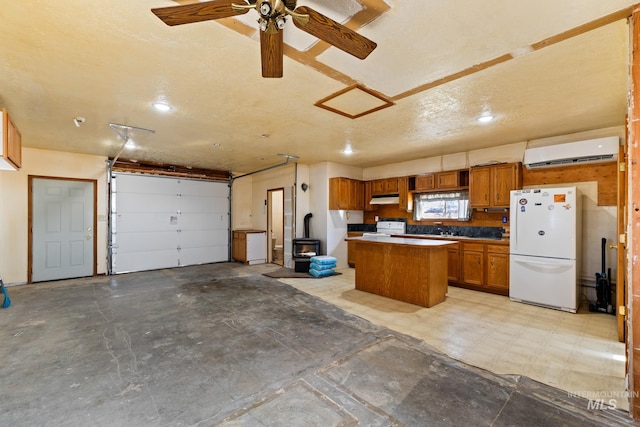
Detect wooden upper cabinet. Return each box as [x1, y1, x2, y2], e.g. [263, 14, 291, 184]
[437, 170, 459, 189]
[470, 162, 521, 208]
[414, 170, 469, 192]
[363, 180, 376, 211]
[371, 177, 398, 195]
[0, 108, 22, 170]
[329, 177, 364, 210]
[415, 174, 435, 191]
[469, 167, 491, 207]
[492, 163, 521, 207]
[398, 176, 408, 211]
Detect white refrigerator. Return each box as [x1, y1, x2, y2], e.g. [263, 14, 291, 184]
[509, 187, 581, 312]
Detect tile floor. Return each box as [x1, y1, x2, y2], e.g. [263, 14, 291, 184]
[279, 268, 628, 412]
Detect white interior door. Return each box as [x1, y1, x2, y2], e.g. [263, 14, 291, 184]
[111, 174, 229, 274]
[32, 178, 95, 282]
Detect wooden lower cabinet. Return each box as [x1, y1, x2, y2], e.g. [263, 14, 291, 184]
[446, 243, 461, 282]
[462, 243, 484, 286]
[232, 230, 267, 264]
[486, 245, 509, 292]
[456, 241, 509, 294]
[444, 239, 510, 295]
[347, 232, 363, 267]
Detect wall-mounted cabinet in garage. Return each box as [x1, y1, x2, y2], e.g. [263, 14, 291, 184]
[110, 173, 229, 274]
[0, 108, 22, 170]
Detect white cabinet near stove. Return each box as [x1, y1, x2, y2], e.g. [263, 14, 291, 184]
[233, 230, 267, 265]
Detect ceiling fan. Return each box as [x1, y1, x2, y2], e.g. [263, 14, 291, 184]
[151, 0, 377, 78]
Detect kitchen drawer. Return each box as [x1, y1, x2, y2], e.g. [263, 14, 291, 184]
[462, 242, 484, 252]
[487, 244, 508, 253]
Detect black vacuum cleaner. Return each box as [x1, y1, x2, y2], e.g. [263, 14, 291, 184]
[589, 237, 614, 314]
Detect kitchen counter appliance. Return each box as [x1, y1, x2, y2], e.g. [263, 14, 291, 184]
[363, 220, 406, 236]
[509, 187, 581, 312]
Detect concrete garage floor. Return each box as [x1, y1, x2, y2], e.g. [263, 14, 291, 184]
[0, 263, 634, 426]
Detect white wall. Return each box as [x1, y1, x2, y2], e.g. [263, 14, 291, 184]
[231, 176, 253, 230]
[0, 148, 108, 284]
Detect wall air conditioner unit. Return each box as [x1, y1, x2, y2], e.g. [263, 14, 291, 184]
[523, 136, 619, 169]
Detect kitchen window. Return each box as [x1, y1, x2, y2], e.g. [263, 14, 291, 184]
[414, 191, 471, 221]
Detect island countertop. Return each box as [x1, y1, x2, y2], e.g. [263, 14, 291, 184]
[345, 235, 457, 247]
[348, 235, 451, 307]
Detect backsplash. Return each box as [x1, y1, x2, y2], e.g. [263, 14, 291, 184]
[347, 223, 505, 239]
[406, 224, 505, 239]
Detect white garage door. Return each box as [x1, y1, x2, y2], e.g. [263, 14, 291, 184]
[111, 173, 229, 274]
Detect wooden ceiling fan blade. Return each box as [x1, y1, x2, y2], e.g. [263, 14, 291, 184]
[260, 28, 283, 78]
[292, 6, 377, 60]
[152, 0, 250, 26]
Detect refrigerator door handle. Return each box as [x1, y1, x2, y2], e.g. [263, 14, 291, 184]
[514, 258, 571, 266]
[513, 258, 574, 272]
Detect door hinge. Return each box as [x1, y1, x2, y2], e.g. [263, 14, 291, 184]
[619, 234, 627, 245]
[619, 162, 626, 172]
[619, 306, 626, 317]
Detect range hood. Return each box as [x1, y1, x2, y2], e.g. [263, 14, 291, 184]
[370, 195, 400, 205]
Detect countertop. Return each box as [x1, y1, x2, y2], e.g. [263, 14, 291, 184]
[346, 235, 457, 247]
[390, 234, 509, 244]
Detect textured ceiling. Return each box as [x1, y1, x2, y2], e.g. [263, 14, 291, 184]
[0, 0, 634, 173]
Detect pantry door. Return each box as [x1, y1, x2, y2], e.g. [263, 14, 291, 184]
[30, 177, 96, 282]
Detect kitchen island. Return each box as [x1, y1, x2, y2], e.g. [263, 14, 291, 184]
[346, 235, 456, 308]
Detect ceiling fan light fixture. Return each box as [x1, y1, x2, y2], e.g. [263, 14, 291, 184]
[258, 18, 268, 32]
[259, 1, 272, 17]
[275, 15, 286, 30]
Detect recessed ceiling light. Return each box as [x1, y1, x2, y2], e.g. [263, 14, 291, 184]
[152, 102, 172, 112]
[478, 114, 494, 123]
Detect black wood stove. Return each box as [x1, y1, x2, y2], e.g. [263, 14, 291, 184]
[293, 213, 321, 273]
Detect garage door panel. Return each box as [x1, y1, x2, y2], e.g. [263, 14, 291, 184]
[178, 213, 227, 230]
[115, 213, 180, 233]
[179, 246, 227, 265]
[115, 231, 178, 253]
[180, 197, 222, 213]
[117, 193, 179, 213]
[116, 174, 180, 195]
[113, 250, 179, 273]
[111, 174, 229, 274]
[178, 179, 228, 197]
[178, 229, 228, 248]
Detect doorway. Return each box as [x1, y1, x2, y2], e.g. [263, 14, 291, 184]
[267, 188, 284, 265]
[29, 177, 97, 283]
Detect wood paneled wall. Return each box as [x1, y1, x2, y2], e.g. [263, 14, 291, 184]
[522, 162, 617, 206]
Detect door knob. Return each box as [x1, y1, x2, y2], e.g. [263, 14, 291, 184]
[609, 244, 617, 249]
[86, 234, 92, 239]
